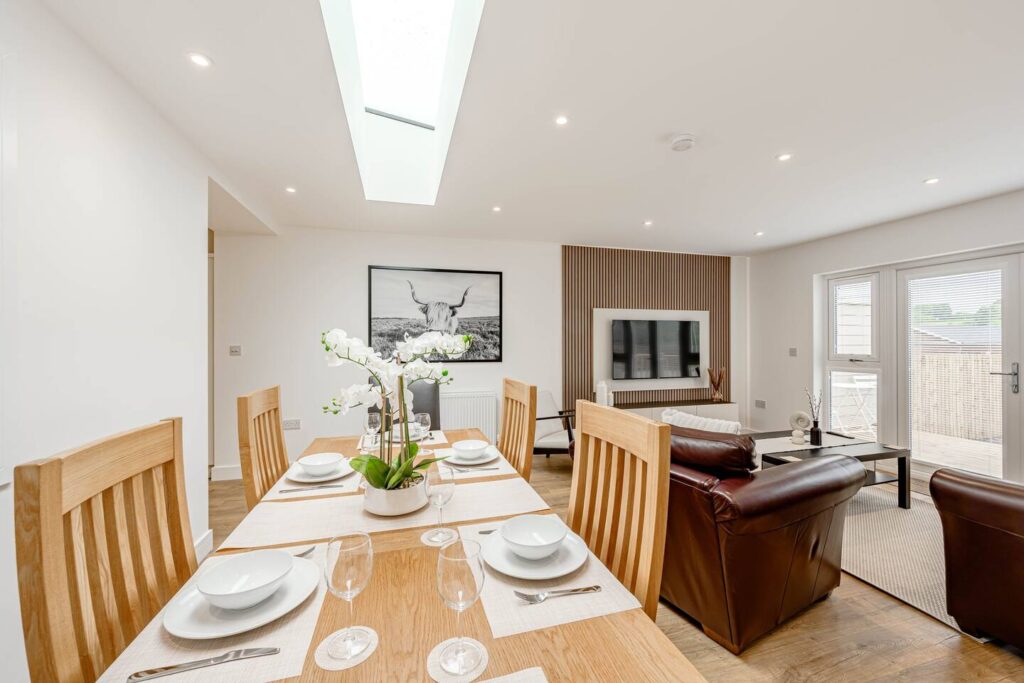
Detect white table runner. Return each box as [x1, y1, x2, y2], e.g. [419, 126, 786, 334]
[482, 668, 549, 683]
[458, 517, 641, 638]
[755, 433, 867, 454]
[223, 478, 550, 549]
[99, 544, 327, 683]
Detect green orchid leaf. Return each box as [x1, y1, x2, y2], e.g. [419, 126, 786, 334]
[351, 455, 390, 489]
[386, 456, 416, 489]
[412, 456, 449, 472]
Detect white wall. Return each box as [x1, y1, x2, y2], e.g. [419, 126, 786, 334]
[0, 1, 213, 678]
[748, 188, 1024, 431]
[213, 228, 563, 476]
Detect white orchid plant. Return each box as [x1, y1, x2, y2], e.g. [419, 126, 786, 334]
[321, 329, 472, 490]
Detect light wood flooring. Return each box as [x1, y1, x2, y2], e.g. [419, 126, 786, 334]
[209, 454, 1024, 682]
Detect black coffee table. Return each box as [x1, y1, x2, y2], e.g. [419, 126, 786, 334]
[754, 431, 912, 509]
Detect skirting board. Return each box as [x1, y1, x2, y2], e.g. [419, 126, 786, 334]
[211, 463, 242, 481]
[194, 528, 213, 562]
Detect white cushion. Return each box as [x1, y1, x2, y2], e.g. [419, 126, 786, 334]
[661, 408, 741, 435]
[535, 430, 571, 449]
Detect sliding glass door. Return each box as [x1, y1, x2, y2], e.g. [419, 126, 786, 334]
[898, 255, 1022, 481]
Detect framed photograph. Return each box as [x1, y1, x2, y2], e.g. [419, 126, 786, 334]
[368, 266, 502, 362]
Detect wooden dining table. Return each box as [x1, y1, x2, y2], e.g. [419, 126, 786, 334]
[129, 428, 706, 682]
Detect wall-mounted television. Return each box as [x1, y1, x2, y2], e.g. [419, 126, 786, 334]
[611, 319, 702, 380]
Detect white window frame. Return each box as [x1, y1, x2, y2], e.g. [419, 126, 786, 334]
[828, 272, 880, 363]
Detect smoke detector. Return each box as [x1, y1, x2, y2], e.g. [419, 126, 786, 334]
[670, 134, 697, 152]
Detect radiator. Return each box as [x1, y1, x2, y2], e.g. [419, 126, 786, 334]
[441, 391, 498, 442]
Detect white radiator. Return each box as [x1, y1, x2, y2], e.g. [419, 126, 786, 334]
[441, 391, 498, 442]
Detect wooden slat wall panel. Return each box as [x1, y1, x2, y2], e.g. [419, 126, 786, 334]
[562, 245, 731, 408]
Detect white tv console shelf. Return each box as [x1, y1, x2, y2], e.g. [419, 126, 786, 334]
[616, 399, 739, 424]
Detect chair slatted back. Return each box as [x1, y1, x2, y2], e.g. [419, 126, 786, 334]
[237, 385, 289, 509]
[15, 418, 197, 683]
[497, 378, 538, 480]
[567, 401, 670, 619]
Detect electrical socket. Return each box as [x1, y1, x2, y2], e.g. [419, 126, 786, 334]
[754, 399, 767, 409]
[282, 418, 301, 430]
[228, 345, 242, 357]
[789, 347, 798, 357]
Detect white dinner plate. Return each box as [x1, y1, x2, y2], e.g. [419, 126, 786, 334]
[481, 527, 589, 581]
[163, 557, 319, 640]
[284, 457, 354, 484]
[443, 445, 501, 467]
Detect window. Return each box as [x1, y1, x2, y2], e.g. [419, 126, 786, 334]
[829, 274, 878, 361]
[828, 369, 878, 440]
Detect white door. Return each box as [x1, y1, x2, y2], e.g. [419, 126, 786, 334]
[897, 255, 1022, 481]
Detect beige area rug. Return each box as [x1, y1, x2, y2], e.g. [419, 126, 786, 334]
[842, 486, 960, 632]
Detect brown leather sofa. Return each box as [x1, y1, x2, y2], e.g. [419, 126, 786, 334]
[660, 426, 865, 653]
[930, 468, 1024, 649]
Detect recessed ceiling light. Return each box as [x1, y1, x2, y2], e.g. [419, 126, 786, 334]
[492, 206, 502, 212]
[923, 177, 940, 185]
[555, 115, 569, 126]
[643, 220, 653, 227]
[188, 53, 213, 69]
[754, 231, 765, 237]
[285, 187, 297, 194]
[776, 153, 793, 161]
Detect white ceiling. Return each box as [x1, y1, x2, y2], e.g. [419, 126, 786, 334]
[45, 0, 1024, 254]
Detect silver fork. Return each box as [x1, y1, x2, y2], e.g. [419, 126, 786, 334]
[514, 585, 602, 604]
[445, 465, 501, 473]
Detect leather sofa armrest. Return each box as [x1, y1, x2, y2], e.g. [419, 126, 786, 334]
[711, 456, 865, 535]
[669, 462, 720, 492]
[930, 468, 1024, 537]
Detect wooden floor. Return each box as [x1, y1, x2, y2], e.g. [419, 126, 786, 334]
[209, 454, 1024, 682]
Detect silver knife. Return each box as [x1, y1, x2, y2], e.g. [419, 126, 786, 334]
[278, 484, 349, 494]
[127, 648, 279, 681]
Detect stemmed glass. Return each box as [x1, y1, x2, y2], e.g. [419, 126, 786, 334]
[422, 465, 455, 545]
[436, 539, 486, 675]
[322, 533, 374, 661]
[415, 412, 433, 455]
[362, 412, 381, 453]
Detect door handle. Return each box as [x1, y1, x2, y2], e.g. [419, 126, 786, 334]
[989, 362, 1019, 394]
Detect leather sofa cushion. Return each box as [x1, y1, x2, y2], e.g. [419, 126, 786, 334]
[669, 426, 757, 478]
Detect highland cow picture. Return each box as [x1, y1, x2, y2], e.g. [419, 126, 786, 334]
[368, 266, 502, 362]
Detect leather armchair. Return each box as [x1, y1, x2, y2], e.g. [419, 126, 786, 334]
[930, 468, 1024, 649]
[660, 426, 865, 653]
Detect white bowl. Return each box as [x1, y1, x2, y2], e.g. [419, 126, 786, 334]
[196, 549, 294, 610]
[452, 439, 489, 461]
[297, 452, 344, 477]
[501, 515, 568, 560]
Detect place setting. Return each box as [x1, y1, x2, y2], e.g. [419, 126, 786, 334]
[457, 514, 641, 639]
[436, 439, 518, 479]
[100, 543, 327, 682]
[262, 451, 359, 501]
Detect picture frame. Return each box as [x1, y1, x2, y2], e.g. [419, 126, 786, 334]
[368, 265, 503, 363]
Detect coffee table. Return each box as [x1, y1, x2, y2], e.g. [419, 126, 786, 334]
[754, 431, 912, 509]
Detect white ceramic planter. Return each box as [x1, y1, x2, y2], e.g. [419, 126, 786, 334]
[362, 479, 428, 516]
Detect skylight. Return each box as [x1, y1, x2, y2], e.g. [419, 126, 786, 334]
[320, 0, 485, 205]
[351, 0, 455, 129]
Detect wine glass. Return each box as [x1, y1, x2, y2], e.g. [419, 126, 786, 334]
[423, 465, 455, 545]
[436, 540, 486, 675]
[363, 412, 381, 452]
[415, 412, 433, 455]
[322, 533, 374, 661]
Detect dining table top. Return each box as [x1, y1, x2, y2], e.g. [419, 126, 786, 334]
[136, 428, 706, 682]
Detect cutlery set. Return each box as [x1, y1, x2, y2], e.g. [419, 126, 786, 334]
[128, 648, 279, 681]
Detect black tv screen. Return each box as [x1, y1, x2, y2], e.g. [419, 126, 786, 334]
[611, 320, 701, 380]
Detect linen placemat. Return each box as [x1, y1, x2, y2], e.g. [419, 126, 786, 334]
[358, 430, 449, 450]
[755, 434, 866, 454]
[458, 517, 641, 638]
[438, 447, 518, 480]
[262, 468, 363, 502]
[222, 477, 550, 549]
[98, 544, 328, 683]
[481, 668, 549, 683]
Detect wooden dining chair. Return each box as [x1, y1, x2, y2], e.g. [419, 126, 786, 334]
[567, 400, 671, 620]
[497, 378, 538, 480]
[15, 418, 197, 683]
[237, 385, 290, 510]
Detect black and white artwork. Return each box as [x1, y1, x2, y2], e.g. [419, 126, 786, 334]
[368, 266, 502, 362]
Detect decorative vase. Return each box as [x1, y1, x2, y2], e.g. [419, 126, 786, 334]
[362, 477, 428, 516]
[810, 420, 823, 446]
[708, 367, 727, 402]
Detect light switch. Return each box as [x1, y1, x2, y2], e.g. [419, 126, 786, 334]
[755, 399, 767, 409]
[789, 347, 798, 357]
[228, 345, 242, 357]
